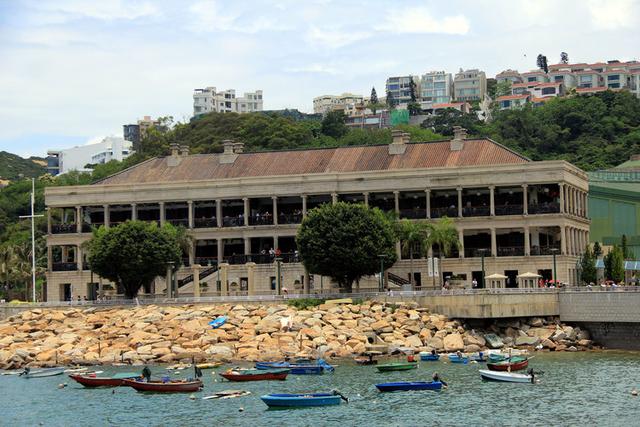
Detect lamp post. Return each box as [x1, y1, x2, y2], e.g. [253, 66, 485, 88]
[378, 255, 387, 292]
[478, 248, 490, 289]
[275, 257, 282, 295]
[550, 248, 559, 285]
[166, 261, 175, 298]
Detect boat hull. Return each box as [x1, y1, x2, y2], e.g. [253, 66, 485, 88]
[446, 354, 469, 364]
[220, 369, 289, 381]
[479, 369, 533, 383]
[122, 379, 203, 393]
[23, 368, 65, 378]
[69, 373, 139, 387]
[419, 354, 440, 361]
[255, 362, 329, 375]
[487, 359, 528, 372]
[261, 393, 342, 407]
[376, 363, 418, 372]
[375, 381, 443, 392]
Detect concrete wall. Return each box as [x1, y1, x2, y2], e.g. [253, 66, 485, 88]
[559, 291, 640, 323]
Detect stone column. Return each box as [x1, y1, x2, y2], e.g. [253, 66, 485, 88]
[559, 183, 565, 213]
[584, 191, 589, 218]
[571, 188, 576, 215]
[363, 192, 369, 207]
[489, 186, 495, 216]
[457, 187, 463, 218]
[331, 193, 337, 204]
[244, 237, 251, 255]
[303, 269, 311, 294]
[217, 239, 224, 264]
[274, 235, 279, 251]
[165, 265, 173, 298]
[243, 198, 250, 226]
[77, 245, 82, 271]
[47, 246, 52, 271]
[188, 201, 194, 229]
[76, 206, 82, 233]
[425, 189, 431, 219]
[458, 229, 465, 258]
[246, 262, 256, 296]
[103, 204, 110, 229]
[491, 228, 497, 257]
[159, 202, 166, 226]
[188, 241, 195, 266]
[216, 199, 222, 228]
[219, 263, 229, 296]
[47, 208, 52, 234]
[302, 195, 308, 217]
[192, 264, 201, 298]
[522, 184, 528, 215]
[272, 196, 278, 225]
[393, 191, 400, 215]
[395, 242, 401, 260]
[524, 226, 530, 256]
[131, 203, 137, 221]
[560, 226, 567, 255]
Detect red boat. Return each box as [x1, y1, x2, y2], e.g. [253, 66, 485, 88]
[219, 369, 289, 382]
[122, 378, 203, 393]
[69, 372, 140, 388]
[487, 358, 529, 372]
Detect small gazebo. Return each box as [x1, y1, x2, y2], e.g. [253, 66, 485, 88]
[485, 273, 508, 289]
[517, 272, 541, 289]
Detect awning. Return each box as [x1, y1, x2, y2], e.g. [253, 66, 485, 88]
[595, 259, 640, 270]
[517, 272, 541, 278]
[485, 273, 508, 279]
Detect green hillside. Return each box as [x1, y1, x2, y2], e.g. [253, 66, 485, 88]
[0, 151, 46, 181]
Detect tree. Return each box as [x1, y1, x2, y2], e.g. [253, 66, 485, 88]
[370, 87, 378, 104]
[580, 244, 597, 285]
[320, 110, 348, 139]
[560, 52, 569, 64]
[425, 217, 461, 287]
[495, 80, 513, 98]
[409, 76, 418, 103]
[386, 90, 396, 109]
[395, 219, 431, 289]
[604, 245, 624, 282]
[296, 202, 397, 292]
[420, 108, 482, 136]
[536, 54, 548, 73]
[87, 221, 182, 298]
[621, 234, 632, 259]
[593, 241, 602, 258]
[368, 87, 383, 114]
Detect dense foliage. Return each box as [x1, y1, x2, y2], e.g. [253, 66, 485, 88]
[604, 245, 625, 283]
[87, 221, 182, 298]
[579, 244, 597, 285]
[0, 151, 45, 181]
[296, 202, 397, 292]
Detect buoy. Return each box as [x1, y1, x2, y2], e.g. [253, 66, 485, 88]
[57, 383, 66, 389]
[632, 389, 638, 396]
[189, 394, 196, 400]
[239, 407, 244, 412]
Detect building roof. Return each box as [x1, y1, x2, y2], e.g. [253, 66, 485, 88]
[497, 94, 529, 101]
[575, 86, 607, 93]
[536, 82, 562, 88]
[531, 97, 553, 103]
[432, 102, 467, 108]
[96, 139, 530, 185]
[512, 82, 539, 88]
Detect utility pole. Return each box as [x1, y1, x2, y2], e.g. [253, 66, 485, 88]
[19, 178, 43, 302]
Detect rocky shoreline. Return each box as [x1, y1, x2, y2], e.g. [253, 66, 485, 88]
[0, 301, 595, 370]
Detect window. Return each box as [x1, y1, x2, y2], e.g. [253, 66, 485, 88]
[609, 82, 620, 88]
[501, 100, 511, 108]
[608, 74, 620, 81]
[434, 82, 446, 89]
[387, 84, 399, 90]
[580, 75, 592, 82]
[554, 76, 563, 82]
[527, 77, 537, 82]
[541, 87, 556, 95]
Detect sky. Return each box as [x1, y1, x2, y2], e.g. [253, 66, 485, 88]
[0, 0, 639, 157]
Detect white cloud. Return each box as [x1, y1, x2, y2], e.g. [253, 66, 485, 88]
[305, 26, 371, 49]
[587, 0, 638, 30]
[188, 0, 289, 33]
[42, 0, 159, 21]
[284, 64, 339, 75]
[378, 7, 470, 35]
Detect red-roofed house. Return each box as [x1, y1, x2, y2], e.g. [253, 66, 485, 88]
[531, 82, 565, 99]
[601, 69, 629, 90]
[497, 94, 530, 109]
[521, 70, 549, 84]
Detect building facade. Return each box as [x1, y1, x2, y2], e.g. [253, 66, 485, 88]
[419, 71, 453, 109]
[46, 137, 133, 176]
[453, 69, 487, 102]
[193, 87, 263, 117]
[123, 116, 164, 151]
[44, 129, 590, 301]
[312, 93, 364, 115]
[386, 75, 419, 106]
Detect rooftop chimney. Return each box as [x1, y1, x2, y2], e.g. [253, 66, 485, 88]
[233, 142, 244, 154]
[389, 130, 410, 155]
[168, 143, 182, 166]
[220, 139, 240, 164]
[450, 126, 467, 151]
[179, 145, 190, 156]
[631, 154, 640, 161]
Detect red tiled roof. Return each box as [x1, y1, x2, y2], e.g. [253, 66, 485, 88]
[536, 82, 562, 87]
[96, 140, 530, 185]
[497, 94, 529, 101]
[601, 69, 628, 74]
[433, 102, 465, 108]
[521, 70, 546, 76]
[575, 86, 607, 93]
[575, 70, 600, 75]
[512, 82, 539, 88]
[531, 97, 553, 103]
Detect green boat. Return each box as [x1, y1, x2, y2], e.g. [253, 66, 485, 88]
[375, 362, 418, 372]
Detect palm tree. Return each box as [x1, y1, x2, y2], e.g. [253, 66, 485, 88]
[0, 245, 13, 297]
[11, 242, 32, 300]
[426, 217, 461, 288]
[395, 219, 431, 289]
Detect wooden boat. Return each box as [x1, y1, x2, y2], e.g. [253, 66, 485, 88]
[479, 369, 535, 383]
[376, 362, 417, 372]
[21, 367, 65, 378]
[203, 389, 251, 400]
[69, 372, 140, 387]
[375, 381, 443, 392]
[196, 362, 223, 370]
[355, 351, 381, 365]
[446, 353, 469, 364]
[122, 378, 203, 393]
[488, 353, 508, 363]
[220, 369, 289, 382]
[487, 357, 528, 372]
[260, 392, 347, 408]
[419, 352, 440, 361]
[255, 359, 334, 375]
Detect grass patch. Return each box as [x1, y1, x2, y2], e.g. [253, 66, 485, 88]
[287, 298, 326, 310]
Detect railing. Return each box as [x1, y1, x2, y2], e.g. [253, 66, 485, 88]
[222, 217, 243, 227]
[167, 219, 189, 227]
[51, 224, 77, 234]
[399, 208, 427, 219]
[224, 252, 300, 265]
[495, 204, 523, 215]
[278, 213, 303, 224]
[388, 272, 411, 286]
[52, 262, 78, 271]
[464, 248, 491, 258]
[248, 216, 274, 226]
[178, 265, 219, 288]
[528, 202, 560, 214]
[194, 218, 217, 228]
[81, 223, 102, 232]
[530, 245, 561, 255]
[463, 206, 490, 217]
[195, 257, 218, 266]
[497, 246, 525, 257]
[430, 207, 458, 218]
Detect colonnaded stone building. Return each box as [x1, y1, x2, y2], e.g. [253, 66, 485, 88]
[44, 128, 590, 301]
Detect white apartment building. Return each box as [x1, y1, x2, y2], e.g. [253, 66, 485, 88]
[193, 87, 263, 117]
[453, 69, 487, 102]
[495, 70, 523, 85]
[386, 75, 420, 106]
[312, 93, 364, 115]
[420, 71, 453, 109]
[46, 137, 133, 176]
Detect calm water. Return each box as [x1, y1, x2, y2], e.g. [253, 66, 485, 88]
[2, 352, 640, 427]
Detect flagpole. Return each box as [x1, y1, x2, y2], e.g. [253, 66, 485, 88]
[19, 178, 43, 303]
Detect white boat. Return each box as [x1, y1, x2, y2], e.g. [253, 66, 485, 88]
[21, 367, 65, 378]
[479, 369, 535, 383]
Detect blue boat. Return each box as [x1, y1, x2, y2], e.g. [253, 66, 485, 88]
[208, 316, 227, 329]
[375, 381, 443, 392]
[255, 359, 334, 375]
[260, 392, 346, 408]
[419, 352, 440, 361]
[470, 352, 487, 362]
[446, 353, 469, 364]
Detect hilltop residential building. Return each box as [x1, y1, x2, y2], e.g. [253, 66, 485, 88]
[521, 70, 549, 84]
[193, 87, 263, 117]
[312, 93, 364, 115]
[386, 75, 420, 106]
[496, 70, 523, 85]
[123, 116, 164, 151]
[44, 129, 589, 301]
[46, 137, 133, 176]
[497, 94, 530, 110]
[453, 69, 487, 102]
[419, 71, 453, 109]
